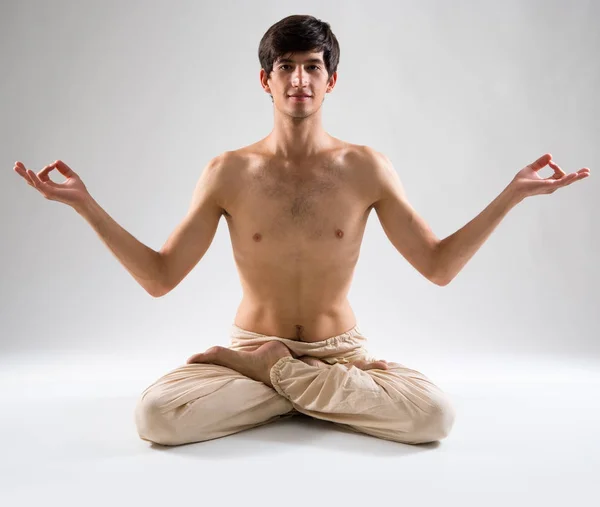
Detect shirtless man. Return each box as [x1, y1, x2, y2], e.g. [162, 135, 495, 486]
[14, 15, 590, 445]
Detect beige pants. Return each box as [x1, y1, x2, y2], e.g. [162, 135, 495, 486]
[135, 323, 456, 446]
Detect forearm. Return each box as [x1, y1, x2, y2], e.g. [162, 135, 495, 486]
[433, 184, 522, 285]
[74, 197, 166, 296]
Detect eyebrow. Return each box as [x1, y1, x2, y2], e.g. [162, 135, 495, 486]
[276, 58, 324, 65]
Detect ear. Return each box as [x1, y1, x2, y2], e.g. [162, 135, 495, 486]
[259, 68, 272, 96]
[326, 71, 338, 93]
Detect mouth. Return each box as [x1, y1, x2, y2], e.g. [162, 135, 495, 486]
[289, 95, 311, 101]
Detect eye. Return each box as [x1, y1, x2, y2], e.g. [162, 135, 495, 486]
[278, 65, 320, 71]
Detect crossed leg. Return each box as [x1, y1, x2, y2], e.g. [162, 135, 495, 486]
[135, 341, 455, 446]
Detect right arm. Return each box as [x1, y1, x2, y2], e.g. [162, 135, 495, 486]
[74, 197, 167, 297]
[14, 156, 226, 297]
[155, 153, 226, 296]
[76, 153, 227, 297]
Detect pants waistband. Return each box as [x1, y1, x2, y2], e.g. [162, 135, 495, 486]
[228, 323, 370, 362]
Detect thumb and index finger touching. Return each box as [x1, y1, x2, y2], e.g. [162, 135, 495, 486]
[529, 153, 565, 178]
[16, 159, 74, 176]
[15, 159, 76, 188]
[528, 154, 587, 182]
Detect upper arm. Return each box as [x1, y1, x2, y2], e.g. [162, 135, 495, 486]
[157, 154, 227, 295]
[370, 148, 441, 284]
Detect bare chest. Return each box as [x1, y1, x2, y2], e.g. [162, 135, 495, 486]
[224, 156, 373, 246]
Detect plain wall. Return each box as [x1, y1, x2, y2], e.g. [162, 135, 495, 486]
[1, 0, 598, 366]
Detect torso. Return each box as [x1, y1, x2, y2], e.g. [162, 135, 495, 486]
[218, 138, 381, 342]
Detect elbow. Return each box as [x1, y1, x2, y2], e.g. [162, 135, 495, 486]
[148, 282, 169, 298]
[430, 242, 450, 286]
[431, 265, 453, 286]
[430, 270, 450, 286]
[433, 276, 451, 287]
[155, 286, 171, 298]
[149, 253, 170, 297]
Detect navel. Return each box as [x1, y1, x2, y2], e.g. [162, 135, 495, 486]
[335, 228, 344, 238]
[252, 232, 262, 242]
[295, 325, 305, 340]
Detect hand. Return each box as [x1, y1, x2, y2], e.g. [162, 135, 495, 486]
[13, 160, 91, 209]
[508, 153, 590, 201]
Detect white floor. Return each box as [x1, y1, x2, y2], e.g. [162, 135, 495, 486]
[0, 351, 598, 507]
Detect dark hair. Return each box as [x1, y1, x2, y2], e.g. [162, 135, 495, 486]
[258, 15, 340, 82]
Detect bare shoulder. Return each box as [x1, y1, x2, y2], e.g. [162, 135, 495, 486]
[342, 143, 394, 205]
[208, 147, 257, 214]
[341, 143, 390, 176]
[353, 144, 392, 172]
[186, 151, 236, 217]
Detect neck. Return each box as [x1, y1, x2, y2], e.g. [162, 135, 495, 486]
[265, 106, 332, 160]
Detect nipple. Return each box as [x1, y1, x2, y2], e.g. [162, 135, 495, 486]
[253, 233, 262, 242]
[335, 229, 344, 238]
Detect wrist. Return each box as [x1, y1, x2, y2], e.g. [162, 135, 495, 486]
[503, 182, 525, 207]
[73, 196, 97, 218]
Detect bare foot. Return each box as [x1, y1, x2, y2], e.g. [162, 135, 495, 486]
[186, 341, 293, 388]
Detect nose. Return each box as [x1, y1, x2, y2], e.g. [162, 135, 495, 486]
[291, 67, 309, 87]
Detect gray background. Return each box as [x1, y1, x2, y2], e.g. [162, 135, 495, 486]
[1, 0, 598, 366]
[1, 1, 599, 505]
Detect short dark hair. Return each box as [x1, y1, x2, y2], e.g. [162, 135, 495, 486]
[258, 15, 341, 81]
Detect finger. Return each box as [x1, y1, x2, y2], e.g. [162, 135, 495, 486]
[14, 162, 47, 188]
[567, 171, 590, 183]
[548, 172, 579, 189]
[13, 164, 34, 185]
[52, 160, 76, 177]
[14, 161, 28, 175]
[528, 153, 552, 173]
[38, 163, 55, 182]
[26, 169, 50, 195]
[26, 171, 39, 186]
[547, 160, 566, 179]
[26, 169, 39, 188]
[38, 165, 62, 189]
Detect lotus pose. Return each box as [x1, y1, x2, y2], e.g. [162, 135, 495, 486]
[14, 15, 590, 446]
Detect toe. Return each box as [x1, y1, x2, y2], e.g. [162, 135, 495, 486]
[187, 353, 204, 364]
[187, 346, 222, 364]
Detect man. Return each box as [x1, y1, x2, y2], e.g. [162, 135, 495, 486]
[14, 15, 590, 446]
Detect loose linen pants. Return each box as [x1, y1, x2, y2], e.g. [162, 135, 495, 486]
[135, 324, 456, 446]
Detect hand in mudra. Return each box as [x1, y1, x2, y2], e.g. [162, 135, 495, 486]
[13, 160, 91, 208]
[509, 153, 590, 201]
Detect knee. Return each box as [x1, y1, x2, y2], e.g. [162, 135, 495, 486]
[134, 389, 182, 446]
[414, 393, 457, 443]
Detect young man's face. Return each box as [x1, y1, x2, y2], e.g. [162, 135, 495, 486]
[261, 50, 337, 116]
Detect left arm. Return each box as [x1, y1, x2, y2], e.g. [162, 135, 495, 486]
[435, 153, 590, 285]
[372, 150, 590, 287]
[433, 185, 520, 286]
[370, 148, 442, 284]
